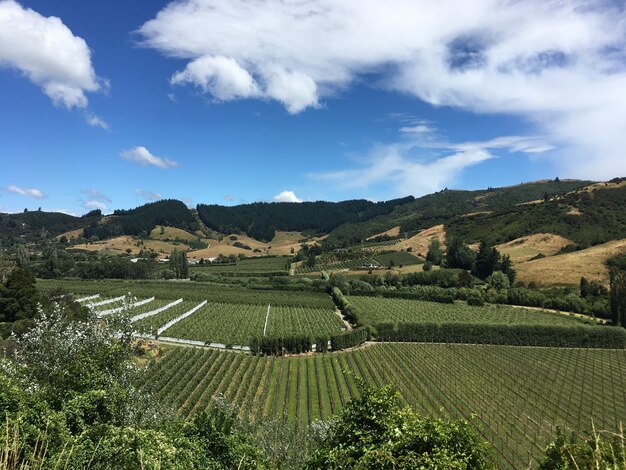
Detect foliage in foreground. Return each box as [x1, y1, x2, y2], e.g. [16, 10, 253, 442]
[304, 383, 494, 469]
[540, 425, 625, 469]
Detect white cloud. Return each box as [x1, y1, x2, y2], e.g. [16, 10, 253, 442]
[82, 200, 107, 211]
[120, 146, 179, 169]
[223, 195, 234, 202]
[140, 0, 626, 177]
[273, 190, 302, 203]
[400, 124, 433, 134]
[0, 0, 103, 108]
[81, 188, 111, 203]
[86, 113, 109, 130]
[135, 189, 162, 201]
[171, 55, 260, 101]
[312, 135, 553, 197]
[5, 184, 45, 199]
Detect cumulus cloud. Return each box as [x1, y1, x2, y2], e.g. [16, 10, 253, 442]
[222, 195, 234, 202]
[0, 0, 103, 108]
[82, 200, 107, 211]
[120, 146, 179, 169]
[273, 190, 302, 203]
[312, 134, 554, 197]
[140, 0, 626, 177]
[5, 185, 45, 199]
[135, 189, 162, 201]
[85, 113, 109, 130]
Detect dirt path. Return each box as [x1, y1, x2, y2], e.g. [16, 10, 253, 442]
[335, 307, 353, 331]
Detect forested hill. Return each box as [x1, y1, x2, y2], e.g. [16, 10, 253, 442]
[325, 179, 592, 243]
[196, 196, 415, 241]
[5, 178, 626, 249]
[0, 200, 196, 246]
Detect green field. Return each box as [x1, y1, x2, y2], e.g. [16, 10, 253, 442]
[161, 303, 344, 345]
[295, 257, 381, 274]
[191, 256, 290, 274]
[141, 343, 626, 469]
[38, 279, 334, 308]
[347, 295, 594, 326]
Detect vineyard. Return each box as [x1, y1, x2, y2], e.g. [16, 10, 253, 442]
[295, 258, 381, 274]
[132, 300, 198, 336]
[190, 256, 290, 274]
[38, 279, 333, 308]
[347, 295, 594, 326]
[141, 343, 626, 469]
[162, 303, 344, 345]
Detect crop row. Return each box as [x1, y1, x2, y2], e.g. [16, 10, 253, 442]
[133, 300, 201, 336]
[160, 303, 343, 346]
[347, 295, 590, 327]
[38, 279, 333, 308]
[142, 343, 626, 469]
[295, 258, 381, 274]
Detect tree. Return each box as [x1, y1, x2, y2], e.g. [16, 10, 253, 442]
[15, 244, 30, 269]
[580, 276, 591, 298]
[0, 268, 38, 323]
[499, 254, 516, 285]
[445, 238, 475, 270]
[487, 271, 510, 290]
[426, 239, 443, 265]
[473, 242, 500, 279]
[609, 268, 626, 327]
[305, 384, 493, 469]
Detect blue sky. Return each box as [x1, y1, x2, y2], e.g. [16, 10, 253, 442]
[1, 0, 625, 215]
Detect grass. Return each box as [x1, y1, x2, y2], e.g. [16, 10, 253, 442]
[346, 296, 594, 326]
[143, 343, 626, 469]
[495, 233, 574, 263]
[515, 238, 626, 285]
[149, 225, 199, 241]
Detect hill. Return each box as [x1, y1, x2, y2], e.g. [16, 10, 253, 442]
[324, 179, 590, 244]
[196, 196, 415, 242]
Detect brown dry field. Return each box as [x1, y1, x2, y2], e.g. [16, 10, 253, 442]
[366, 226, 400, 240]
[393, 224, 446, 257]
[72, 236, 190, 256]
[515, 238, 626, 286]
[149, 226, 198, 241]
[56, 228, 83, 240]
[496, 233, 574, 264]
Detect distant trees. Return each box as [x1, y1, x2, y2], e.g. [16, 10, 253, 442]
[0, 268, 38, 324]
[473, 241, 500, 279]
[445, 238, 475, 270]
[610, 269, 626, 327]
[426, 239, 443, 265]
[169, 249, 189, 279]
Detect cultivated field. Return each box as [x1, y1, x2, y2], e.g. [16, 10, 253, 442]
[141, 343, 626, 469]
[347, 296, 594, 326]
[162, 303, 344, 345]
